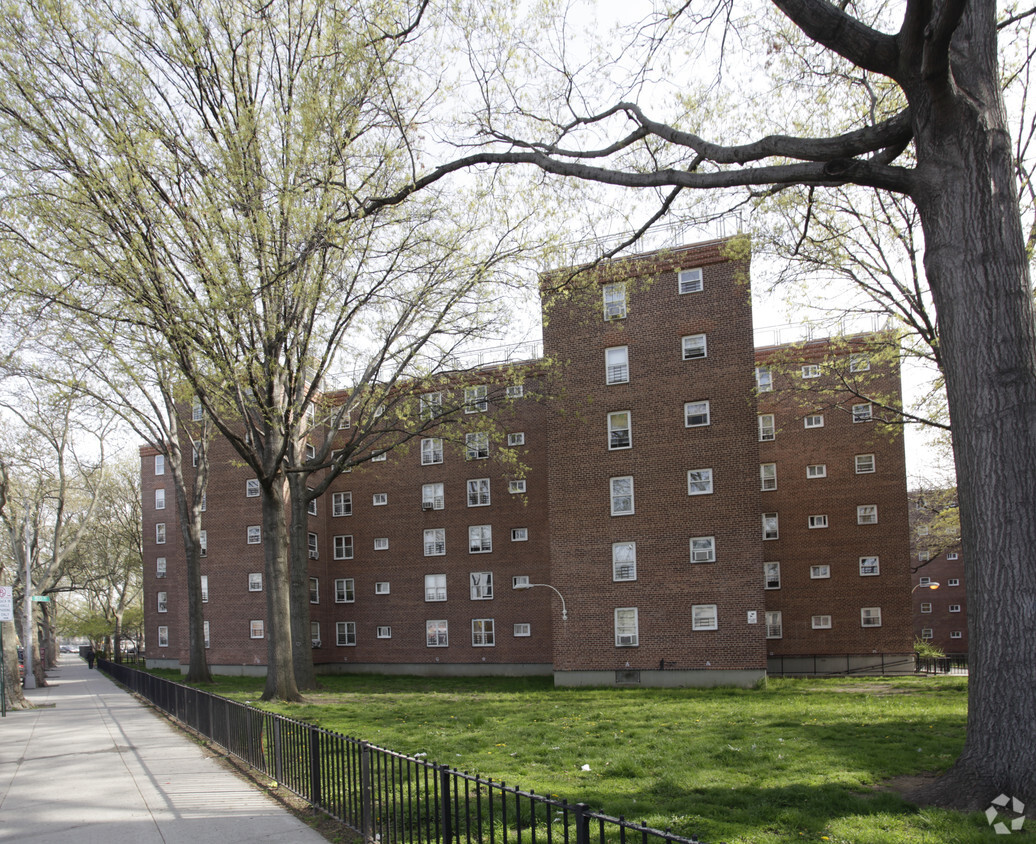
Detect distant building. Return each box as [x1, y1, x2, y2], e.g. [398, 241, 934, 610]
[910, 490, 967, 653]
[141, 238, 914, 685]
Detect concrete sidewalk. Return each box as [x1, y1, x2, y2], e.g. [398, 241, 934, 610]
[0, 655, 331, 843]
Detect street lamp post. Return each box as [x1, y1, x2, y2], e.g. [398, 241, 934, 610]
[514, 582, 568, 621]
[911, 581, 941, 593]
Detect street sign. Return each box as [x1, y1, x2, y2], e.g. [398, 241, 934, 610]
[0, 586, 12, 622]
[30, 595, 50, 603]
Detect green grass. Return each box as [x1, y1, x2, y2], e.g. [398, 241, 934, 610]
[153, 671, 995, 843]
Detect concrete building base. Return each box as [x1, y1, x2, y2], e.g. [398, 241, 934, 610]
[553, 668, 767, 689]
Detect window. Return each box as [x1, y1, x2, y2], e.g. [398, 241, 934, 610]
[917, 526, 930, 536]
[808, 514, 829, 529]
[313, 620, 325, 647]
[372, 493, 388, 506]
[948, 578, 960, 586]
[850, 354, 870, 372]
[203, 620, 210, 648]
[426, 619, 448, 647]
[508, 480, 527, 494]
[852, 403, 873, 423]
[511, 527, 528, 542]
[421, 438, 444, 465]
[760, 463, 777, 491]
[764, 562, 781, 590]
[758, 414, 776, 441]
[806, 464, 827, 478]
[374, 537, 389, 550]
[375, 581, 390, 595]
[155, 454, 165, 475]
[201, 491, 207, 512]
[918, 550, 930, 562]
[468, 525, 492, 553]
[472, 618, 495, 646]
[950, 631, 963, 639]
[247, 525, 261, 544]
[812, 615, 832, 629]
[514, 623, 531, 637]
[250, 620, 265, 639]
[682, 333, 707, 360]
[308, 532, 319, 559]
[610, 476, 634, 515]
[337, 621, 356, 646]
[602, 282, 627, 319]
[335, 578, 355, 603]
[158, 626, 169, 647]
[306, 443, 316, 461]
[507, 432, 525, 446]
[755, 366, 773, 392]
[861, 607, 882, 627]
[332, 491, 352, 516]
[920, 576, 932, 586]
[801, 364, 821, 379]
[199, 530, 207, 557]
[377, 626, 392, 639]
[857, 505, 878, 524]
[157, 592, 168, 613]
[307, 493, 317, 516]
[155, 488, 166, 510]
[678, 267, 703, 294]
[467, 478, 491, 506]
[424, 528, 446, 556]
[248, 572, 263, 591]
[684, 400, 711, 427]
[804, 414, 824, 428]
[947, 552, 959, 560]
[855, 453, 876, 474]
[156, 523, 166, 544]
[465, 432, 489, 460]
[192, 443, 199, 467]
[422, 483, 444, 510]
[613, 542, 637, 581]
[921, 602, 933, 613]
[200, 575, 208, 602]
[687, 468, 713, 495]
[615, 607, 639, 646]
[512, 575, 530, 588]
[690, 536, 716, 563]
[605, 346, 629, 384]
[811, 564, 831, 579]
[762, 513, 779, 540]
[338, 411, 351, 429]
[425, 574, 447, 602]
[765, 611, 783, 638]
[156, 557, 167, 578]
[246, 478, 260, 498]
[420, 392, 442, 419]
[506, 384, 524, 398]
[949, 604, 962, 613]
[921, 628, 934, 640]
[333, 535, 354, 560]
[469, 571, 493, 599]
[860, 556, 880, 576]
[608, 411, 632, 449]
[692, 604, 718, 631]
[465, 385, 488, 413]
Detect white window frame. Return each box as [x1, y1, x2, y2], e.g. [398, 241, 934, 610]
[682, 333, 707, 360]
[610, 476, 634, 515]
[465, 432, 489, 460]
[806, 464, 827, 479]
[950, 631, 963, 639]
[692, 604, 718, 631]
[513, 623, 531, 637]
[200, 575, 208, 602]
[801, 364, 821, 379]
[157, 591, 168, 613]
[948, 577, 960, 586]
[467, 478, 491, 506]
[508, 480, 527, 494]
[203, 620, 210, 648]
[248, 572, 263, 591]
[684, 400, 711, 427]
[687, 468, 713, 495]
[614, 607, 639, 646]
[425, 574, 447, 602]
[377, 626, 392, 639]
[424, 528, 446, 556]
[155, 488, 166, 510]
[158, 626, 169, 647]
[156, 557, 167, 578]
[762, 513, 779, 540]
[607, 411, 632, 450]
[337, 621, 357, 647]
[199, 529, 207, 557]
[308, 532, 319, 559]
[465, 385, 489, 413]
[420, 392, 442, 419]
[309, 577, 319, 604]
[764, 561, 781, 590]
[246, 478, 261, 498]
[920, 576, 932, 586]
[374, 537, 389, 550]
[612, 541, 637, 581]
[849, 354, 871, 372]
[678, 267, 703, 294]
[690, 535, 716, 563]
[920, 602, 933, 613]
[859, 556, 880, 576]
[155, 454, 165, 475]
[375, 581, 390, 595]
[760, 463, 777, 491]
[511, 527, 528, 542]
[307, 492, 317, 516]
[247, 525, 262, 544]
[372, 492, 388, 506]
[426, 619, 449, 647]
[602, 282, 627, 320]
[506, 384, 524, 398]
[422, 483, 445, 510]
[472, 618, 495, 647]
[421, 438, 444, 465]
[755, 366, 773, 392]
[947, 552, 959, 561]
[156, 523, 166, 544]
[605, 346, 629, 384]
[468, 525, 493, 554]
[512, 575, 530, 589]
[371, 450, 387, 462]
[758, 414, 776, 441]
[855, 453, 876, 474]
[861, 607, 882, 627]
[765, 611, 783, 639]
[507, 432, 525, 446]
[852, 403, 873, 423]
[921, 628, 934, 640]
[808, 514, 829, 529]
[469, 571, 494, 600]
[949, 604, 962, 613]
[335, 578, 355, 603]
[250, 620, 265, 639]
[804, 414, 824, 428]
[332, 491, 352, 516]
[333, 535, 354, 560]
[812, 615, 832, 629]
[857, 505, 878, 525]
[810, 564, 831, 579]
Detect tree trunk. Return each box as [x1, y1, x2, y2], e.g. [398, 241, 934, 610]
[1, 620, 27, 710]
[287, 471, 317, 690]
[260, 474, 302, 702]
[906, 8, 1036, 807]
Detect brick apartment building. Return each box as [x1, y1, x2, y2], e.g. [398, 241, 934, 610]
[910, 491, 968, 654]
[141, 238, 914, 685]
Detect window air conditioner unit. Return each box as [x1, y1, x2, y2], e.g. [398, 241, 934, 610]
[605, 304, 624, 319]
[422, 501, 433, 510]
[618, 634, 637, 646]
[311, 639, 321, 648]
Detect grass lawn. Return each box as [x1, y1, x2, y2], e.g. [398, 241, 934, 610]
[155, 671, 995, 843]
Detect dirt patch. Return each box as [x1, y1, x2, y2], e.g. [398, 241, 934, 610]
[820, 683, 919, 695]
[874, 772, 942, 800]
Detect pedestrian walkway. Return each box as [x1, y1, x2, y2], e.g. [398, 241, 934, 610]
[0, 654, 330, 843]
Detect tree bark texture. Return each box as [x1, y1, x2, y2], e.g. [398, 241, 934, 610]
[287, 472, 317, 691]
[260, 472, 302, 702]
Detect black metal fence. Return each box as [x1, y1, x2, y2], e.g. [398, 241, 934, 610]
[767, 652, 915, 677]
[99, 661, 706, 844]
[914, 654, 969, 675]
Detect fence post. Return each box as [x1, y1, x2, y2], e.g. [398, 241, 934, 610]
[439, 765, 452, 844]
[574, 802, 591, 844]
[360, 741, 373, 843]
[273, 718, 283, 785]
[309, 728, 322, 805]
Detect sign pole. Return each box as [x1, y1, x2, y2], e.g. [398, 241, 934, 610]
[0, 585, 15, 717]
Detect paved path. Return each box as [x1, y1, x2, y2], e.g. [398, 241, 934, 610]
[0, 655, 330, 843]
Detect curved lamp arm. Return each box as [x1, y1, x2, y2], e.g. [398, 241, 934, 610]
[514, 582, 568, 621]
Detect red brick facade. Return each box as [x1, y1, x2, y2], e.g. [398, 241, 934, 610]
[141, 239, 913, 684]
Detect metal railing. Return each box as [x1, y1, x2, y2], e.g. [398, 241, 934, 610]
[915, 654, 969, 675]
[99, 661, 706, 844]
[767, 652, 916, 677]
